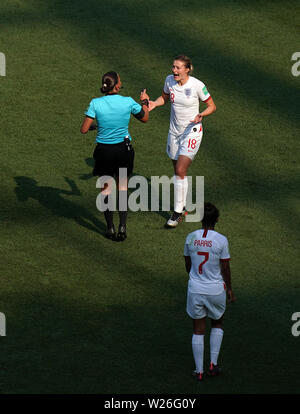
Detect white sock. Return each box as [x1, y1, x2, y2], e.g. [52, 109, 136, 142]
[183, 176, 188, 210]
[210, 328, 224, 365]
[192, 334, 204, 374]
[174, 176, 188, 213]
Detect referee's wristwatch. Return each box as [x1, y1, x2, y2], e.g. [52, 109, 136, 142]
[141, 99, 149, 107]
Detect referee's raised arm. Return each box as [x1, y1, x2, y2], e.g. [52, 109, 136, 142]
[136, 88, 150, 123]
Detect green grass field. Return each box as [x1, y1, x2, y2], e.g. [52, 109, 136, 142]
[0, 0, 300, 394]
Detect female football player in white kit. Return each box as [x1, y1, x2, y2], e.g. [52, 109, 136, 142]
[149, 55, 216, 227]
[184, 202, 235, 381]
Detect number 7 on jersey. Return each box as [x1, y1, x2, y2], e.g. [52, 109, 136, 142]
[197, 252, 209, 274]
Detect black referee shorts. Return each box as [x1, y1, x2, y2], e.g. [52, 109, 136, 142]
[92, 141, 135, 178]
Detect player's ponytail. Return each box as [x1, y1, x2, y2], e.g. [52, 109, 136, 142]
[174, 55, 193, 74]
[101, 71, 119, 94]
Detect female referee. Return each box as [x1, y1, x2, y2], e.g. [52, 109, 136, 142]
[80, 71, 149, 241]
[149, 55, 216, 228]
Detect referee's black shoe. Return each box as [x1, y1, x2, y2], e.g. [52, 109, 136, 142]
[116, 224, 127, 242]
[105, 224, 116, 240]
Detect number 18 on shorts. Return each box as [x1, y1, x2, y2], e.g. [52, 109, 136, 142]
[167, 125, 203, 161]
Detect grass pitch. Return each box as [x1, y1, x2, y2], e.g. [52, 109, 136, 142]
[0, 0, 299, 394]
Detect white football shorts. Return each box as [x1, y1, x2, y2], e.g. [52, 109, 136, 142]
[166, 124, 203, 161]
[186, 290, 226, 320]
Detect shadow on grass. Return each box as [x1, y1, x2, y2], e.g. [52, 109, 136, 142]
[78, 157, 94, 181]
[1, 0, 299, 395]
[1, 0, 299, 124]
[3, 0, 299, 233]
[14, 175, 106, 236]
[79, 158, 171, 220]
[0, 285, 299, 394]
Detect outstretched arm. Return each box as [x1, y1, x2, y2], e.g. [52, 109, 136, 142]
[149, 91, 170, 112]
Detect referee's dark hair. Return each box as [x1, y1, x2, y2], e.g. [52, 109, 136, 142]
[201, 202, 220, 227]
[101, 71, 118, 94]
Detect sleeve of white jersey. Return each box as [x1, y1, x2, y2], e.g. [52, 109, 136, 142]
[184, 235, 191, 256]
[196, 79, 211, 102]
[220, 236, 230, 260]
[163, 76, 170, 95]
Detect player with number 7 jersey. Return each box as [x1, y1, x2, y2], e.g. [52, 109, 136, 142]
[183, 202, 235, 381]
[184, 228, 230, 296]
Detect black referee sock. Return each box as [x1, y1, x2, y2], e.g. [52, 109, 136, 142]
[119, 211, 127, 227]
[104, 210, 114, 229]
[118, 190, 128, 227]
[102, 196, 114, 229]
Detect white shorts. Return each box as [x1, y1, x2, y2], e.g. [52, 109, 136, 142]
[166, 125, 203, 161]
[186, 290, 226, 320]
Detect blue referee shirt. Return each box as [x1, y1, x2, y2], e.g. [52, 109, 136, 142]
[85, 95, 142, 144]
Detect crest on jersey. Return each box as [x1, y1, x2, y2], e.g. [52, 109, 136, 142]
[184, 88, 192, 97]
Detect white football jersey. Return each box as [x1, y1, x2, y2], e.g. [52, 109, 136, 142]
[184, 229, 230, 295]
[163, 75, 211, 135]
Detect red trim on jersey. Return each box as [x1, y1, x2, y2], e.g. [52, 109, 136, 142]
[220, 258, 231, 262]
[202, 229, 208, 238]
[203, 96, 212, 103]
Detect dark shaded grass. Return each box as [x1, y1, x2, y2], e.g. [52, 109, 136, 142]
[0, 0, 299, 394]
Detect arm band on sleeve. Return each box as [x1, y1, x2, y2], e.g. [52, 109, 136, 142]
[133, 108, 145, 120]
